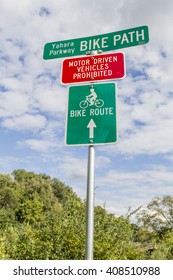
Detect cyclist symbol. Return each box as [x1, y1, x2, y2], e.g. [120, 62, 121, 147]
[79, 88, 104, 109]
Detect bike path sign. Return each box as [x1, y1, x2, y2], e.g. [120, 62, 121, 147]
[43, 25, 149, 60]
[66, 83, 117, 145]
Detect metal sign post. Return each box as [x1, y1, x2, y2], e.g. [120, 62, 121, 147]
[85, 51, 97, 260]
[85, 145, 95, 260]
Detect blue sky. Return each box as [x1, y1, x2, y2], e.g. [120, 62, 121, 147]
[1, 0, 173, 217]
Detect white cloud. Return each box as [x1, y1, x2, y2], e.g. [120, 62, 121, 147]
[40, 120, 64, 138]
[0, 92, 31, 117]
[95, 155, 112, 169]
[34, 86, 67, 115]
[0, 155, 39, 174]
[95, 165, 173, 216]
[101, 166, 173, 189]
[115, 119, 173, 156]
[2, 114, 47, 132]
[20, 138, 58, 153]
[1, 0, 173, 217]
[59, 155, 87, 182]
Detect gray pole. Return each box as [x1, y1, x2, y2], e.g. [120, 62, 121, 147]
[85, 144, 95, 260]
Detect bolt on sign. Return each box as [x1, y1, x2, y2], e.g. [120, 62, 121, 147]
[43, 25, 149, 59]
[66, 83, 117, 145]
[61, 52, 125, 84]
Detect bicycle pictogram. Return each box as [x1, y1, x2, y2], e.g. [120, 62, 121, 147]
[79, 88, 104, 109]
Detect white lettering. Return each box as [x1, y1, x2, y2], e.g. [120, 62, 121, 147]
[93, 38, 101, 49]
[70, 110, 86, 117]
[102, 37, 108, 48]
[90, 107, 114, 116]
[49, 50, 54, 55]
[128, 31, 135, 42]
[80, 41, 87, 51]
[113, 34, 121, 45]
[121, 33, 129, 44]
[80, 37, 109, 52]
[136, 29, 145, 41]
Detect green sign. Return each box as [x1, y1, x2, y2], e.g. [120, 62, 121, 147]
[43, 25, 149, 60]
[66, 83, 117, 145]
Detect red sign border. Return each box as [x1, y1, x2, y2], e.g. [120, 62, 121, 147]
[61, 52, 126, 84]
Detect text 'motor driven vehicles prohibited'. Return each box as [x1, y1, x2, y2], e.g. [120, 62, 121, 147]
[61, 52, 125, 84]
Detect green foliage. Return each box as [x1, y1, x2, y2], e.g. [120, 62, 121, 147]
[94, 206, 144, 259]
[137, 196, 173, 233]
[0, 170, 172, 260]
[135, 196, 173, 259]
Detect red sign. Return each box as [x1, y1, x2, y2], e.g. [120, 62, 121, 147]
[61, 52, 125, 84]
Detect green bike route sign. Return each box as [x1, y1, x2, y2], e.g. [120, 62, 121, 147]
[43, 25, 149, 60]
[66, 83, 117, 145]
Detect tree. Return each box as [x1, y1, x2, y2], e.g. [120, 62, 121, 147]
[137, 196, 173, 235]
[1, 170, 172, 260]
[135, 196, 173, 259]
[94, 206, 144, 259]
